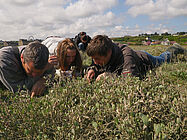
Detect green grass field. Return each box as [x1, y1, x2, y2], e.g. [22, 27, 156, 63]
[0, 45, 186, 139]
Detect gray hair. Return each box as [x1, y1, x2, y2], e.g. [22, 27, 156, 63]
[23, 41, 49, 69]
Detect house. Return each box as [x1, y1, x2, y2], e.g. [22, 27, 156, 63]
[142, 40, 151, 46]
[150, 41, 161, 45]
[161, 38, 170, 45]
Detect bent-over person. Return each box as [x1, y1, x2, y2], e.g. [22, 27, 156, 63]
[86, 35, 186, 82]
[74, 32, 91, 52]
[0, 41, 55, 97]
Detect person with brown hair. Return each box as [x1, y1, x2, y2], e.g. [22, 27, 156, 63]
[42, 37, 82, 77]
[86, 35, 186, 82]
[74, 32, 91, 51]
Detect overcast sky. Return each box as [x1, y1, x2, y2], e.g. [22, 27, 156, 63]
[0, 0, 187, 41]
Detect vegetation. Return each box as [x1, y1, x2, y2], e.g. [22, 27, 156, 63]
[1, 33, 186, 47]
[112, 34, 187, 45]
[0, 45, 186, 139]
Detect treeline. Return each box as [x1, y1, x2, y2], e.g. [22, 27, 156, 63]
[112, 34, 187, 45]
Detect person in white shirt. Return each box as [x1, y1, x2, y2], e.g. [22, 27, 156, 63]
[42, 37, 82, 78]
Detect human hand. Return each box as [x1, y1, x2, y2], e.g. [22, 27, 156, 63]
[48, 55, 58, 66]
[31, 78, 46, 98]
[86, 69, 95, 83]
[96, 73, 106, 81]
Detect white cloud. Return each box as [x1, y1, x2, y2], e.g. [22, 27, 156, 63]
[109, 23, 173, 37]
[146, 24, 170, 34]
[0, 0, 186, 40]
[5, 0, 37, 6]
[126, 0, 187, 20]
[64, 0, 117, 17]
[0, 0, 119, 40]
[125, 0, 150, 5]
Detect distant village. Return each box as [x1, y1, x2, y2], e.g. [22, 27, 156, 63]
[142, 37, 174, 46]
[140, 32, 187, 46]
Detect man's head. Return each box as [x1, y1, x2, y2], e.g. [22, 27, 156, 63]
[80, 35, 88, 43]
[86, 35, 113, 66]
[79, 31, 86, 36]
[21, 41, 49, 77]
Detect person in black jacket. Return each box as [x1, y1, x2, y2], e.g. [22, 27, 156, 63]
[86, 35, 186, 82]
[74, 32, 91, 51]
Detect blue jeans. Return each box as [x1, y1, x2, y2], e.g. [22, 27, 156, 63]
[78, 42, 85, 51]
[143, 51, 172, 68]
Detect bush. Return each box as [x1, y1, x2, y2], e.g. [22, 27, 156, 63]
[0, 45, 186, 139]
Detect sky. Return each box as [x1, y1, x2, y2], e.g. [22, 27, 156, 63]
[0, 0, 187, 41]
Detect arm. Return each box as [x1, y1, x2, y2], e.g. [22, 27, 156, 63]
[86, 63, 104, 82]
[90, 49, 140, 81]
[122, 54, 141, 78]
[86, 69, 95, 83]
[48, 55, 59, 67]
[30, 64, 55, 98]
[30, 78, 46, 98]
[94, 57, 138, 81]
[0, 66, 39, 93]
[0, 61, 55, 94]
[74, 35, 81, 46]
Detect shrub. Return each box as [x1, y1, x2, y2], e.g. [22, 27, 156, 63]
[0, 45, 186, 139]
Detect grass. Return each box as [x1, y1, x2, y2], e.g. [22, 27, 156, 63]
[0, 45, 186, 139]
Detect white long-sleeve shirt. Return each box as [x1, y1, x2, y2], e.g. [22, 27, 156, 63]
[42, 36, 64, 55]
[42, 36, 65, 76]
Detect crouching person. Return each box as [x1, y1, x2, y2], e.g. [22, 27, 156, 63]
[74, 31, 91, 52]
[0, 41, 55, 98]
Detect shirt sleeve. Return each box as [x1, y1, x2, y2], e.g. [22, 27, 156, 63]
[122, 54, 141, 78]
[0, 65, 39, 93]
